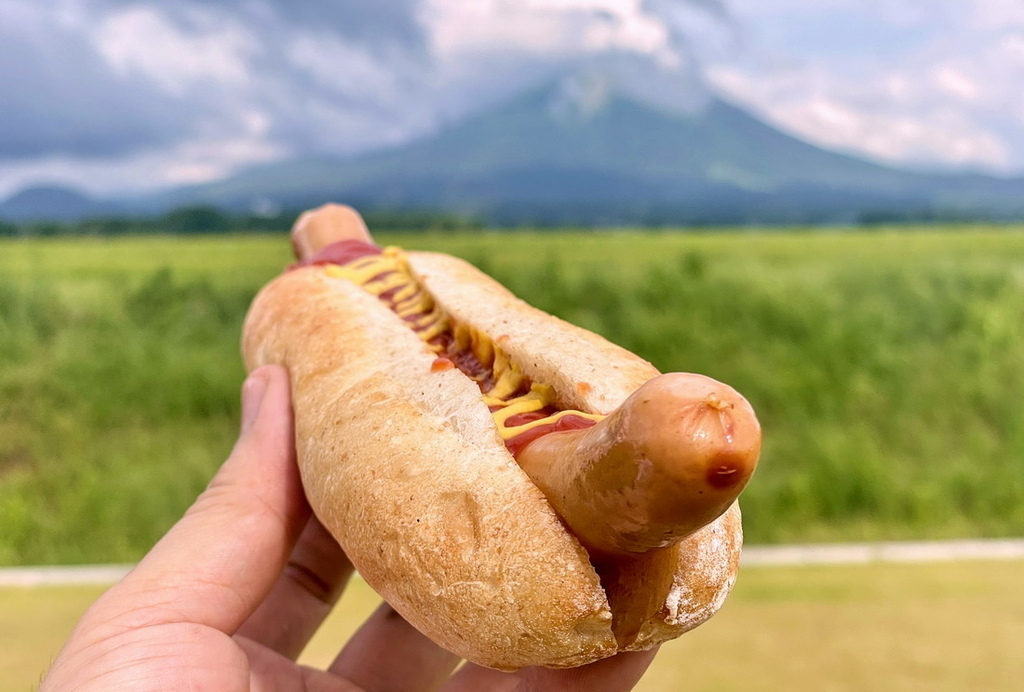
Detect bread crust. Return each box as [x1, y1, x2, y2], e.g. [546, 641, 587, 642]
[242, 255, 743, 669]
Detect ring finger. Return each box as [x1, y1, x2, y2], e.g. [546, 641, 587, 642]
[328, 601, 461, 692]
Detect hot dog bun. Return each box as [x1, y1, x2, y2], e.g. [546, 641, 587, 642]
[242, 212, 745, 670]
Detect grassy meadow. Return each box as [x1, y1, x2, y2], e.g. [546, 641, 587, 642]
[2, 226, 1024, 564]
[9, 560, 1024, 691]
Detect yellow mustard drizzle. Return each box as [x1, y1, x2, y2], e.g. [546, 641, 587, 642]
[322, 248, 603, 440]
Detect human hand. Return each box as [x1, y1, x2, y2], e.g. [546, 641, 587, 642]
[40, 365, 657, 691]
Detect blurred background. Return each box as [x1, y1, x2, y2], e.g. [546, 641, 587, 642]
[2, 1, 1024, 689]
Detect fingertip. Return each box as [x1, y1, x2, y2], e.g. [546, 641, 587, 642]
[234, 365, 296, 490]
[241, 368, 271, 433]
[241, 365, 292, 433]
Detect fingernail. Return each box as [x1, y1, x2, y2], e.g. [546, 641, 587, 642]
[241, 369, 271, 433]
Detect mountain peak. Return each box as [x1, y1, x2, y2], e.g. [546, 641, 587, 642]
[544, 53, 712, 123]
[546, 71, 613, 123]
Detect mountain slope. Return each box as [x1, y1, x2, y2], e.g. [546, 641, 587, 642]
[7, 72, 1024, 224]
[160, 74, 1024, 224]
[177, 79, 920, 202]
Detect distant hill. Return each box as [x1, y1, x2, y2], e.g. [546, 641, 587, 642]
[6, 69, 1024, 225]
[0, 186, 114, 222]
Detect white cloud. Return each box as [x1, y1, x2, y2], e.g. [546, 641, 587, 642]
[427, 0, 583, 55]
[0, 132, 284, 198]
[702, 0, 1024, 173]
[964, 0, 1024, 31]
[6, 0, 1024, 200]
[417, 0, 726, 124]
[95, 6, 255, 94]
[783, 98, 1007, 169]
[0, 0, 735, 198]
[707, 61, 1011, 170]
[159, 135, 284, 186]
[425, 0, 677, 62]
[0, 1, 433, 195]
[286, 32, 410, 104]
[931, 66, 980, 102]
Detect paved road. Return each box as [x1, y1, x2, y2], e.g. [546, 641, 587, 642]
[740, 537, 1024, 567]
[2, 538, 1023, 587]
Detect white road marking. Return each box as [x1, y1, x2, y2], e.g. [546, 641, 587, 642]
[0, 564, 133, 587]
[2, 539, 1023, 587]
[741, 538, 1024, 567]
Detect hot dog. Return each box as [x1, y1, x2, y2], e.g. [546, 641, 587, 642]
[242, 204, 761, 670]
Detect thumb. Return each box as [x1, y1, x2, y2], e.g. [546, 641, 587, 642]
[96, 365, 310, 633]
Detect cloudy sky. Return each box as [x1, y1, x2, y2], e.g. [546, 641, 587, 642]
[1, 0, 1021, 199]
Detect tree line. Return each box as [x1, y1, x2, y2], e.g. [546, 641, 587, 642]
[0, 205, 484, 237]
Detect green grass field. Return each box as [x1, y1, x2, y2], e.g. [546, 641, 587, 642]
[3, 226, 1024, 564]
[9, 560, 1024, 691]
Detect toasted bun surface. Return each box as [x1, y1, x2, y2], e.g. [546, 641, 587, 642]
[242, 254, 743, 669]
[406, 251, 660, 414]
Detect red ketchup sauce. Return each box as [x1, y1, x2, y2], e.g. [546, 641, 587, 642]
[294, 239, 597, 457]
[290, 239, 382, 269]
[504, 415, 597, 458]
